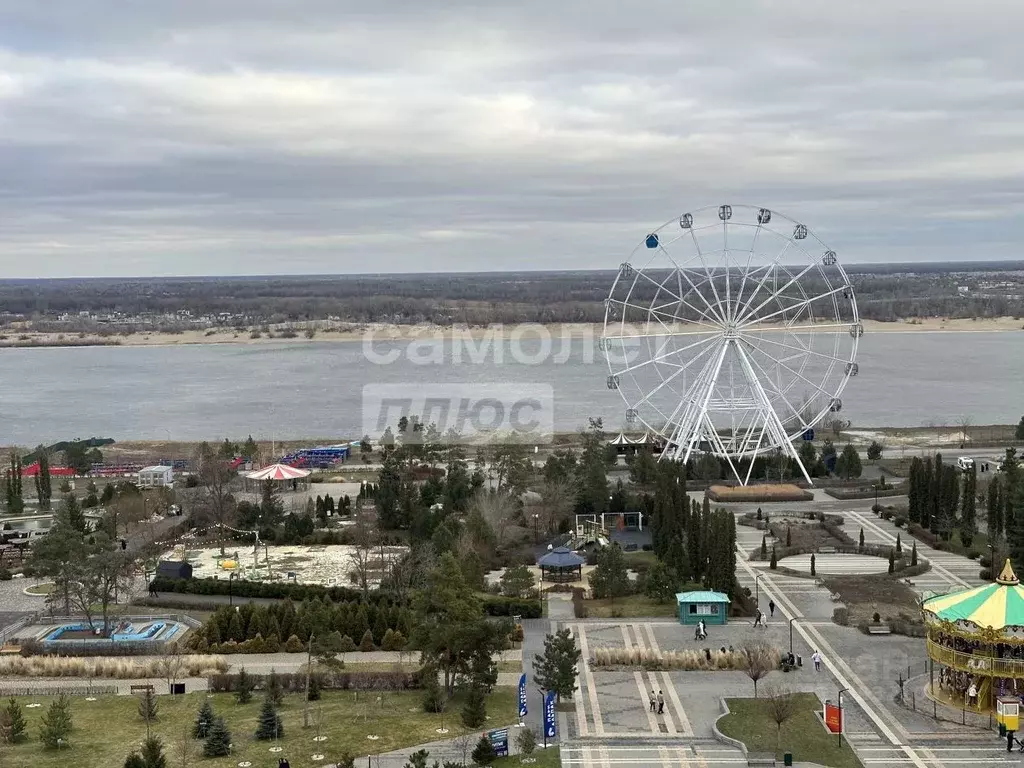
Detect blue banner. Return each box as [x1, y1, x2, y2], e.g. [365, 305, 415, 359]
[518, 674, 528, 719]
[544, 690, 556, 739]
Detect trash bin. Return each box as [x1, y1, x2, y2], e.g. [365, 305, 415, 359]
[796, 654, 803, 667]
[784, 752, 793, 766]
[1000, 723, 1007, 737]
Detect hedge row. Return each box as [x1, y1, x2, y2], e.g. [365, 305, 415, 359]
[21, 639, 159, 658]
[207, 669, 419, 693]
[149, 576, 373, 603]
[149, 576, 542, 618]
[823, 485, 907, 500]
[481, 596, 542, 619]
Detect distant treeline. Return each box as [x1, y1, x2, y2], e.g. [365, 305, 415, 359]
[2, 263, 1023, 326]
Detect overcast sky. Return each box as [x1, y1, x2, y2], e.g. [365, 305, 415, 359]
[0, 1, 1022, 277]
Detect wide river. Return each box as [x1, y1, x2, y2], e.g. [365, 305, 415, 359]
[1, 331, 1022, 444]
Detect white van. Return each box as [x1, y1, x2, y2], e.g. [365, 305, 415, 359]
[956, 457, 975, 471]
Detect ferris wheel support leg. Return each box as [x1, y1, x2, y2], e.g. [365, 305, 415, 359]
[660, 341, 722, 463]
[681, 342, 729, 467]
[733, 341, 814, 486]
[743, 428, 767, 486]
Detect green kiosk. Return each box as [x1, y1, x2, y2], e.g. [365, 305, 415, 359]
[675, 590, 729, 626]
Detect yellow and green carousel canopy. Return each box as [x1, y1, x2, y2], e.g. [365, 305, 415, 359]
[923, 560, 1024, 631]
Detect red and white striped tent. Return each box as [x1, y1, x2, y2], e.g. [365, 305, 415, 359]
[244, 463, 311, 492]
[245, 463, 311, 481]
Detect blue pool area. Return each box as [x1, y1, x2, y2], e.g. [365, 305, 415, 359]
[42, 618, 186, 644]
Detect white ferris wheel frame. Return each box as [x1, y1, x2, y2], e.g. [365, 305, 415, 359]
[601, 204, 861, 486]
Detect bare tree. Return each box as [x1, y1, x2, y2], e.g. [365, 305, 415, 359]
[195, 444, 238, 554]
[453, 732, 474, 766]
[957, 415, 973, 447]
[764, 684, 798, 754]
[156, 641, 186, 694]
[468, 490, 518, 548]
[539, 479, 577, 535]
[741, 641, 776, 697]
[174, 721, 196, 768]
[348, 512, 376, 599]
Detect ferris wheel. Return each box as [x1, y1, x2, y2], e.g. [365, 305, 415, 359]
[601, 204, 861, 485]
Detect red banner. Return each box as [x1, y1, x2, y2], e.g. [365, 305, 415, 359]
[824, 702, 842, 734]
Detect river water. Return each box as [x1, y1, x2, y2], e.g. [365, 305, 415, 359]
[1, 331, 1022, 444]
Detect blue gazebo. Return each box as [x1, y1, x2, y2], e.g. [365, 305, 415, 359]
[675, 590, 730, 626]
[538, 546, 585, 583]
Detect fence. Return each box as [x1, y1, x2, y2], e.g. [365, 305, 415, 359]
[0, 684, 118, 696]
[897, 661, 999, 732]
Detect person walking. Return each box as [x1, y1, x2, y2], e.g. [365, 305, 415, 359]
[812, 650, 822, 672]
[694, 622, 701, 641]
[649, 690, 656, 712]
[657, 690, 665, 715]
[753, 609, 763, 628]
[768, 600, 776, 619]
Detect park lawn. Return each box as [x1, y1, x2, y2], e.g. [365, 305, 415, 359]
[585, 595, 676, 618]
[717, 693, 863, 768]
[1, 687, 517, 768]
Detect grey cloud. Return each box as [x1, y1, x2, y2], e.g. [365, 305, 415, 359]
[0, 1, 1021, 276]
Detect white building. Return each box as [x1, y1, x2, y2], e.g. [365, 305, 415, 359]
[138, 465, 174, 488]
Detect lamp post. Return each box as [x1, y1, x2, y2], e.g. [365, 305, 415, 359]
[789, 617, 798, 655]
[228, 572, 235, 607]
[837, 688, 848, 747]
[754, 574, 764, 607]
[532, 513, 539, 544]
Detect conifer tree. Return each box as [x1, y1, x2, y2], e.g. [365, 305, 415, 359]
[234, 666, 254, 704]
[533, 628, 581, 703]
[138, 688, 158, 727]
[255, 696, 284, 740]
[193, 700, 215, 739]
[472, 734, 497, 766]
[3, 697, 27, 743]
[266, 668, 283, 707]
[461, 685, 487, 727]
[39, 693, 73, 749]
[960, 464, 977, 548]
[140, 736, 167, 768]
[203, 717, 232, 757]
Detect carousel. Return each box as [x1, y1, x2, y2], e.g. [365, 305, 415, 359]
[922, 559, 1024, 711]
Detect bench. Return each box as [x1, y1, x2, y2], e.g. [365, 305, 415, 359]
[747, 753, 776, 766]
[818, 546, 837, 554]
[867, 625, 892, 635]
[829, 592, 842, 602]
[129, 684, 154, 694]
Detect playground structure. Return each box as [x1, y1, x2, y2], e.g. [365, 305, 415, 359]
[164, 542, 408, 587]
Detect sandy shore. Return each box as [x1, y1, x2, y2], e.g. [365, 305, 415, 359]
[1, 317, 1022, 349]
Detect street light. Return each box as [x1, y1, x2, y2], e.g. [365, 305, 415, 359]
[754, 573, 764, 607]
[788, 617, 798, 655]
[228, 572, 235, 607]
[837, 688, 848, 747]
